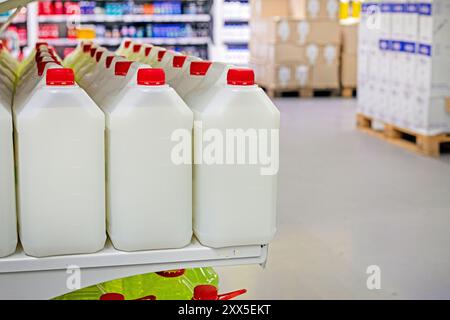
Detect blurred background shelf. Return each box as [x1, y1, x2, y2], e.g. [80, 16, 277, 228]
[44, 36, 210, 47]
[38, 13, 211, 23]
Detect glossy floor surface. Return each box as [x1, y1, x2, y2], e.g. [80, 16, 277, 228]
[217, 98, 450, 299]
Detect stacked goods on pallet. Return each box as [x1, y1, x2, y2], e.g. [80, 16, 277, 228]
[358, 0, 450, 136]
[249, 0, 340, 91]
[0, 40, 280, 258]
[340, 20, 358, 92]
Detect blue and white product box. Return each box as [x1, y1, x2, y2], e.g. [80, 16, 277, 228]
[358, 0, 450, 135]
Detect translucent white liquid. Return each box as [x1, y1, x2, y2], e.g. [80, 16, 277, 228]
[191, 85, 280, 247]
[0, 101, 17, 257]
[102, 85, 193, 251]
[14, 86, 106, 257]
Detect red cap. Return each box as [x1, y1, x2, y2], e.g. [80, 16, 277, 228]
[124, 40, 131, 49]
[173, 56, 187, 68]
[35, 42, 48, 50]
[193, 285, 218, 300]
[115, 61, 133, 76]
[145, 47, 152, 57]
[100, 293, 125, 301]
[227, 68, 255, 86]
[46, 68, 75, 86]
[190, 61, 212, 76]
[90, 48, 97, 57]
[95, 51, 103, 62]
[137, 68, 165, 86]
[83, 44, 92, 53]
[133, 44, 142, 53]
[157, 50, 166, 62]
[105, 56, 115, 68]
[0, 43, 3, 50]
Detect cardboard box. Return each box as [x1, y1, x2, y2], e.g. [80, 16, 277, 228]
[290, 0, 340, 21]
[250, 0, 290, 18]
[250, 41, 309, 64]
[305, 43, 340, 66]
[250, 60, 312, 88]
[251, 18, 340, 45]
[341, 53, 357, 88]
[310, 63, 339, 89]
[341, 23, 358, 54]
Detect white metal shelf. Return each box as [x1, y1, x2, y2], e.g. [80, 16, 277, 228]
[0, 238, 268, 300]
[45, 37, 210, 47]
[38, 14, 211, 23]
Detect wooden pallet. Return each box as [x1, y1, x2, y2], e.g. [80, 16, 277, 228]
[356, 113, 450, 158]
[342, 87, 357, 98]
[262, 86, 341, 99]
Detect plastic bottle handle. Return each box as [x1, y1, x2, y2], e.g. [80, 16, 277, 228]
[217, 289, 247, 301]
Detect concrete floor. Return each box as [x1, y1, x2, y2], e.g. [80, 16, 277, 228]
[217, 98, 450, 300]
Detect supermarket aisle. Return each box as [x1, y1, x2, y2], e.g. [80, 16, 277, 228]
[217, 98, 450, 300]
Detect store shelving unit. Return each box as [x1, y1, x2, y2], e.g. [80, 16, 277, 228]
[45, 36, 210, 47]
[0, 239, 268, 300]
[29, 0, 213, 58]
[38, 13, 211, 23]
[211, 0, 249, 65]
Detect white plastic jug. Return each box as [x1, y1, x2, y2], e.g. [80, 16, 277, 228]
[192, 68, 280, 248]
[100, 68, 193, 251]
[86, 55, 126, 103]
[154, 50, 179, 70]
[115, 39, 132, 56]
[127, 43, 143, 61]
[14, 68, 106, 257]
[76, 47, 107, 83]
[94, 60, 147, 105]
[142, 46, 165, 66]
[165, 55, 187, 84]
[80, 52, 115, 90]
[184, 62, 233, 106]
[0, 92, 17, 257]
[174, 61, 212, 98]
[63, 41, 92, 69]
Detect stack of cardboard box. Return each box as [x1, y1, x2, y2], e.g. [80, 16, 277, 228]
[358, 0, 450, 135]
[249, 0, 341, 90]
[340, 21, 358, 89]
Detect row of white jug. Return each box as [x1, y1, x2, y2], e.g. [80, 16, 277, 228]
[0, 42, 280, 258]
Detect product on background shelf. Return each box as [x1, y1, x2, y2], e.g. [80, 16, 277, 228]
[357, 0, 450, 135]
[249, 0, 340, 89]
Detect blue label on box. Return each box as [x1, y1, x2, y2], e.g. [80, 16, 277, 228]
[381, 3, 393, 13]
[362, 3, 379, 14]
[418, 3, 432, 16]
[391, 40, 403, 52]
[379, 39, 392, 51]
[402, 42, 416, 53]
[405, 3, 418, 14]
[418, 44, 432, 56]
[391, 3, 405, 13]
